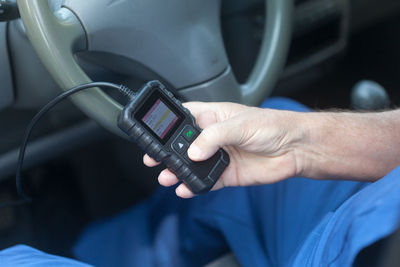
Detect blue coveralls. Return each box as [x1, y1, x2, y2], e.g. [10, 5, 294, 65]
[1, 98, 400, 267]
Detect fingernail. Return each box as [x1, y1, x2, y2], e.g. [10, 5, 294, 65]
[188, 144, 202, 159]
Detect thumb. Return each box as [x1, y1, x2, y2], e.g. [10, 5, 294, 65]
[188, 120, 240, 161]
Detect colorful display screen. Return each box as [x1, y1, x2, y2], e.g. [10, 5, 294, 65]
[142, 99, 179, 139]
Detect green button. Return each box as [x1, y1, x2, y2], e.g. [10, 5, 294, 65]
[183, 126, 196, 141]
[186, 130, 193, 138]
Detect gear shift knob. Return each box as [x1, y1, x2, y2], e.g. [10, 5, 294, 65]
[351, 80, 390, 110]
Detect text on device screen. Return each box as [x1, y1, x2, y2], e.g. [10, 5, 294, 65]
[142, 99, 179, 139]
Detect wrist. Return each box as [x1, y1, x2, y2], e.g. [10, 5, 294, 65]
[262, 109, 312, 179]
[284, 111, 314, 178]
[292, 112, 327, 179]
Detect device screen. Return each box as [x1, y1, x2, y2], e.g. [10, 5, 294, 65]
[142, 99, 179, 139]
[135, 90, 184, 144]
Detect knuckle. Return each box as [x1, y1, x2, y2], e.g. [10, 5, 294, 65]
[194, 126, 219, 149]
[204, 126, 220, 142]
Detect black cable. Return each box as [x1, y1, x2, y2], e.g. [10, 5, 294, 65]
[0, 82, 135, 209]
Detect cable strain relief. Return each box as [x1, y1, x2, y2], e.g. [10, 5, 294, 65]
[119, 85, 136, 101]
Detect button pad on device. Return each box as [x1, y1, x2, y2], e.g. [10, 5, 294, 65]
[172, 136, 189, 154]
[172, 125, 199, 160]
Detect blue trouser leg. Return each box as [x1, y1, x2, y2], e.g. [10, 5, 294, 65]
[0, 245, 90, 266]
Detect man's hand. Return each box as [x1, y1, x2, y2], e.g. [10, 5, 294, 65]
[143, 102, 306, 198]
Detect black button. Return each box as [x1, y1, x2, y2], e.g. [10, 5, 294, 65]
[182, 125, 197, 142]
[172, 136, 189, 154]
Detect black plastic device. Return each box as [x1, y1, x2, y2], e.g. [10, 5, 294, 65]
[118, 80, 230, 194]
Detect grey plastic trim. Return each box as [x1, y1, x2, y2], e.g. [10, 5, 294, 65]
[0, 22, 14, 111]
[180, 67, 241, 102]
[8, 20, 62, 108]
[63, 0, 228, 90]
[0, 120, 109, 181]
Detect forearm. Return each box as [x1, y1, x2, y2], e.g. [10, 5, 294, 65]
[297, 110, 400, 181]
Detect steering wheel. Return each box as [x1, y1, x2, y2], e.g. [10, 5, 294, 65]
[16, 0, 292, 137]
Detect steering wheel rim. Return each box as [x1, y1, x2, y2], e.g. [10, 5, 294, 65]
[16, 0, 292, 137]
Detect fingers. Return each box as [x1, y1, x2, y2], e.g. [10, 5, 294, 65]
[175, 184, 195, 198]
[183, 102, 244, 117]
[158, 169, 179, 187]
[183, 102, 218, 118]
[183, 102, 245, 128]
[143, 154, 160, 167]
[157, 166, 227, 198]
[184, 102, 248, 161]
[188, 120, 240, 161]
[144, 152, 219, 198]
[183, 102, 219, 129]
[157, 169, 196, 198]
[175, 177, 227, 198]
[194, 111, 219, 129]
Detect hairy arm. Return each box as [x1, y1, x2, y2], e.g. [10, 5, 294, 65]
[298, 110, 400, 181]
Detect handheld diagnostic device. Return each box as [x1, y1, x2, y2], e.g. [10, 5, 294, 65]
[118, 80, 230, 194]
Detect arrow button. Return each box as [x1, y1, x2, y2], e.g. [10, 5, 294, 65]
[172, 136, 189, 154]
